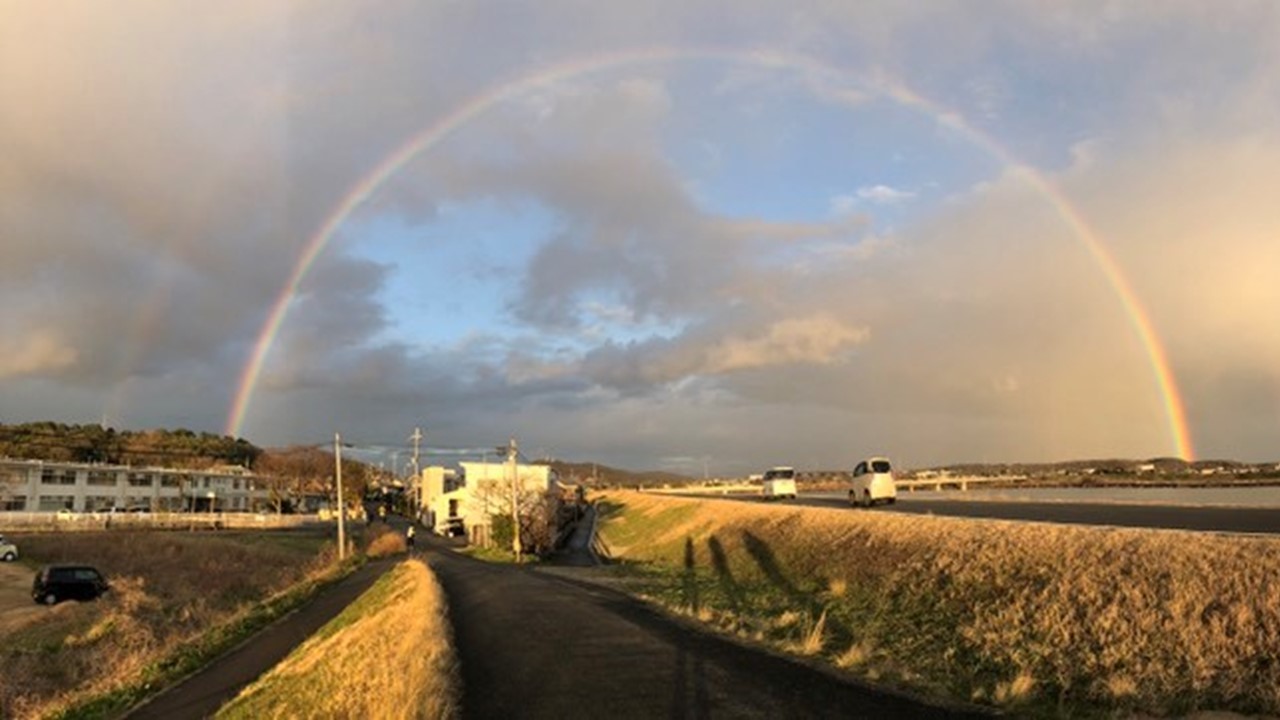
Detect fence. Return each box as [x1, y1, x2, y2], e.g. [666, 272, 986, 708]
[0, 511, 324, 532]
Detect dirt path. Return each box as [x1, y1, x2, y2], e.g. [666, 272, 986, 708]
[427, 545, 986, 719]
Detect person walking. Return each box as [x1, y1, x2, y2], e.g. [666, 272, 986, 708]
[406, 523, 416, 551]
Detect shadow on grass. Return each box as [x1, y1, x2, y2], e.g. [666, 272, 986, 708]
[681, 537, 700, 611]
[707, 536, 744, 612]
[590, 502, 619, 562]
[741, 530, 850, 646]
[742, 531, 802, 600]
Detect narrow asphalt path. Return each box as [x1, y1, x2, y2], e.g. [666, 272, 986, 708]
[426, 544, 986, 719]
[125, 558, 394, 720]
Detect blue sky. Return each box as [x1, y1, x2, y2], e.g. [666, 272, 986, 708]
[3, 2, 1279, 472]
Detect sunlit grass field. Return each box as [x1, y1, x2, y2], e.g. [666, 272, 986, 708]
[596, 491, 1280, 717]
[0, 530, 355, 719]
[218, 558, 460, 720]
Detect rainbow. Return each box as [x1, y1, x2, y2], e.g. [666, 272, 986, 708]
[224, 47, 1194, 460]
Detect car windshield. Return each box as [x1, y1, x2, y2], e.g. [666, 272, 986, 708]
[764, 469, 795, 480]
[871, 460, 892, 473]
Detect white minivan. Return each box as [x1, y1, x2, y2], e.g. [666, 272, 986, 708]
[761, 466, 797, 500]
[849, 457, 896, 507]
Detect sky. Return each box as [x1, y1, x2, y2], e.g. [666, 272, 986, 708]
[2, 1, 1279, 474]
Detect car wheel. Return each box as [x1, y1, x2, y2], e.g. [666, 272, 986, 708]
[887, 497, 896, 505]
[1, 551, 14, 561]
[863, 491, 872, 508]
[43, 593, 58, 606]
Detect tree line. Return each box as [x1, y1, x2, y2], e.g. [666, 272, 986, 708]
[0, 421, 261, 469]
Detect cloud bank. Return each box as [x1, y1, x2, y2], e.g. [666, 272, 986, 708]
[2, 1, 1278, 470]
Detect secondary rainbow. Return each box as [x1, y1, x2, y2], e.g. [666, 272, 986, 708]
[225, 46, 1194, 460]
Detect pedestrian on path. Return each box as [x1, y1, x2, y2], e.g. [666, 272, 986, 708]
[406, 524, 416, 551]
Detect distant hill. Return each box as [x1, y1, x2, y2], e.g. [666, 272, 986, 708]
[916, 457, 1277, 479]
[540, 460, 695, 488]
[0, 421, 260, 469]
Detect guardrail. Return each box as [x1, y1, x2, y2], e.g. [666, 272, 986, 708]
[644, 477, 1018, 494]
[896, 476, 1014, 491]
[0, 511, 324, 532]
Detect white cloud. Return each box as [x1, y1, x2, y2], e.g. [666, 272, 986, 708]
[830, 185, 916, 215]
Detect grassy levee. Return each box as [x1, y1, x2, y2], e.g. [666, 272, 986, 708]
[0, 531, 362, 720]
[596, 491, 1280, 717]
[217, 558, 460, 720]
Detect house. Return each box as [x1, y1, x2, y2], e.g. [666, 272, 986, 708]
[420, 461, 558, 539]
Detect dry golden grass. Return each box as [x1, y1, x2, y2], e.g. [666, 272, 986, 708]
[598, 490, 1280, 716]
[366, 524, 409, 557]
[218, 559, 460, 720]
[0, 531, 333, 719]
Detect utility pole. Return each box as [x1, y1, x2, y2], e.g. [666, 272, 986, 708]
[334, 433, 346, 561]
[409, 427, 423, 518]
[507, 437, 521, 562]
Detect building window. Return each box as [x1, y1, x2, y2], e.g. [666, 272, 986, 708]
[1, 496, 26, 511]
[85, 496, 119, 512]
[41, 469, 77, 485]
[87, 471, 117, 487]
[128, 473, 154, 488]
[160, 475, 180, 488]
[38, 495, 75, 512]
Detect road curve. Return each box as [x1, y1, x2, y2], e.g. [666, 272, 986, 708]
[426, 545, 985, 719]
[773, 494, 1280, 535]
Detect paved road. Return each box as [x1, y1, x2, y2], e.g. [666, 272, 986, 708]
[126, 559, 394, 720]
[426, 544, 985, 719]
[762, 494, 1280, 535]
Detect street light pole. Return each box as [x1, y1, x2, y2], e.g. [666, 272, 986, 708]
[410, 427, 423, 518]
[508, 437, 521, 562]
[334, 433, 346, 561]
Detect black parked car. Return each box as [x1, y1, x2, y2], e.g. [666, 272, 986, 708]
[32, 565, 110, 605]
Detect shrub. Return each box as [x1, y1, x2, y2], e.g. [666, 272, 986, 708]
[365, 526, 407, 558]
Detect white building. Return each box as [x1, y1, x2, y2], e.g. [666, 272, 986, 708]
[0, 458, 270, 513]
[421, 461, 558, 536]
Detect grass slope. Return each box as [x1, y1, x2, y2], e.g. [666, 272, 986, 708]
[596, 491, 1280, 717]
[218, 559, 460, 720]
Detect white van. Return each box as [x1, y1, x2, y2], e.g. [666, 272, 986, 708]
[761, 466, 797, 500]
[849, 457, 896, 507]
